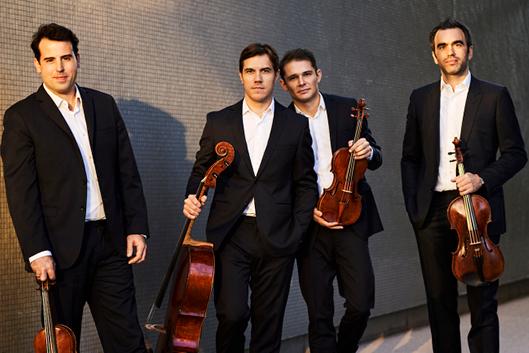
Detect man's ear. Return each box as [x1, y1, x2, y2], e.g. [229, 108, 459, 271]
[33, 58, 41, 74]
[279, 78, 288, 92]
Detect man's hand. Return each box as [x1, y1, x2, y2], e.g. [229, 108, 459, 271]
[31, 256, 56, 281]
[127, 234, 147, 264]
[452, 172, 484, 196]
[183, 194, 207, 219]
[313, 208, 344, 230]
[348, 138, 372, 160]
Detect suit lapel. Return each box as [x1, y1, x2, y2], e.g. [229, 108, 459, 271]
[322, 94, 339, 152]
[460, 77, 482, 143]
[229, 101, 255, 177]
[256, 101, 286, 179]
[79, 87, 96, 148]
[36, 85, 77, 143]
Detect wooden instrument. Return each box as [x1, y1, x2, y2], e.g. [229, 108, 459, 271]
[33, 280, 77, 353]
[146, 141, 234, 352]
[317, 98, 368, 226]
[448, 137, 504, 286]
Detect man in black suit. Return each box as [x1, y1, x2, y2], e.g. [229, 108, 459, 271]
[183, 43, 318, 353]
[401, 18, 526, 353]
[279, 48, 383, 353]
[1, 23, 149, 352]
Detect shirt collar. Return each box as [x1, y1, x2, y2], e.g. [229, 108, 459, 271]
[43, 84, 82, 111]
[294, 92, 326, 118]
[242, 98, 275, 117]
[440, 71, 472, 93]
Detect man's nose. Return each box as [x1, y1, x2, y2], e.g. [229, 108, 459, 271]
[299, 77, 306, 86]
[56, 60, 64, 72]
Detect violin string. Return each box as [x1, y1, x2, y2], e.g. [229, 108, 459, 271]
[346, 107, 364, 191]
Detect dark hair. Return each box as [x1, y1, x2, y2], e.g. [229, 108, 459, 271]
[31, 23, 79, 61]
[239, 43, 279, 73]
[279, 48, 318, 79]
[429, 18, 472, 50]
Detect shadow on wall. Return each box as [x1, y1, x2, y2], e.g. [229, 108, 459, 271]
[79, 98, 196, 351]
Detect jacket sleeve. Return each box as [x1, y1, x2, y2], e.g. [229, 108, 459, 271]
[361, 117, 382, 170]
[292, 119, 318, 234]
[185, 113, 218, 196]
[479, 87, 527, 191]
[1, 107, 51, 262]
[401, 89, 421, 219]
[113, 98, 150, 236]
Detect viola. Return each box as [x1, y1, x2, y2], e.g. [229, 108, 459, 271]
[146, 141, 234, 353]
[317, 98, 368, 225]
[448, 137, 504, 286]
[34, 280, 77, 353]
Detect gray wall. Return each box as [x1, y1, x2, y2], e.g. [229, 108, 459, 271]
[1, 0, 528, 352]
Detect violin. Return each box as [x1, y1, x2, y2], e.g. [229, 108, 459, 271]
[33, 280, 77, 353]
[146, 141, 234, 353]
[317, 98, 368, 226]
[448, 137, 504, 286]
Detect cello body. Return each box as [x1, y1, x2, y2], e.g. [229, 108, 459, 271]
[163, 242, 214, 352]
[146, 141, 234, 353]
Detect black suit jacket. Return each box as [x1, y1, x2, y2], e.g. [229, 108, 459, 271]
[401, 77, 527, 234]
[1, 85, 149, 269]
[289, 93, 383, 238]
[186, 100, 318, 256]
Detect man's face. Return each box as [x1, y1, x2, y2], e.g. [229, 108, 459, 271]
[432, 28, 473, 79]
[280, 59, 321, 104]
[33, 38, 79, 97]
[239, 54, 277, 105]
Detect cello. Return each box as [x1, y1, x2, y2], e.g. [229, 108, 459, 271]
[448, 137, 504, 286]
[146, 141, 234, 352]
[317, 98, 368, 225]
[33, 280, 77, 353]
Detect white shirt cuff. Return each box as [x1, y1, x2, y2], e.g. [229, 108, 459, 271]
[29, 250, 52, 263]
[368, 147, 374, 161]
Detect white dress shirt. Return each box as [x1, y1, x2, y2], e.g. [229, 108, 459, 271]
[294, 93, 333, 195]
[30, 84, 106, 263]
[241, 98, 275, 216]
[435, 72, 471, 191]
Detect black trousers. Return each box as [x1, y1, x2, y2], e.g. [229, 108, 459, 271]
[49, 221, 146, 353]
[214, 217, 295, 353]
[414, 191, 500, 353]
[298, 223, 374, 353]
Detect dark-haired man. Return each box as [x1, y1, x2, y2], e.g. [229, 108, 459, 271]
[1, 23, 149, 352]
[279, 48, 383, 353]
[183, 43, 317, 353]
[401, 18, 526, 353]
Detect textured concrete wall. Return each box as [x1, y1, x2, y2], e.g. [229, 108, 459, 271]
[1, 0, 528, 352]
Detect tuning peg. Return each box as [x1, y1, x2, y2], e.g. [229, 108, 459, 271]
[450, 159, 456, 163]
[448, 152, 455, 155]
